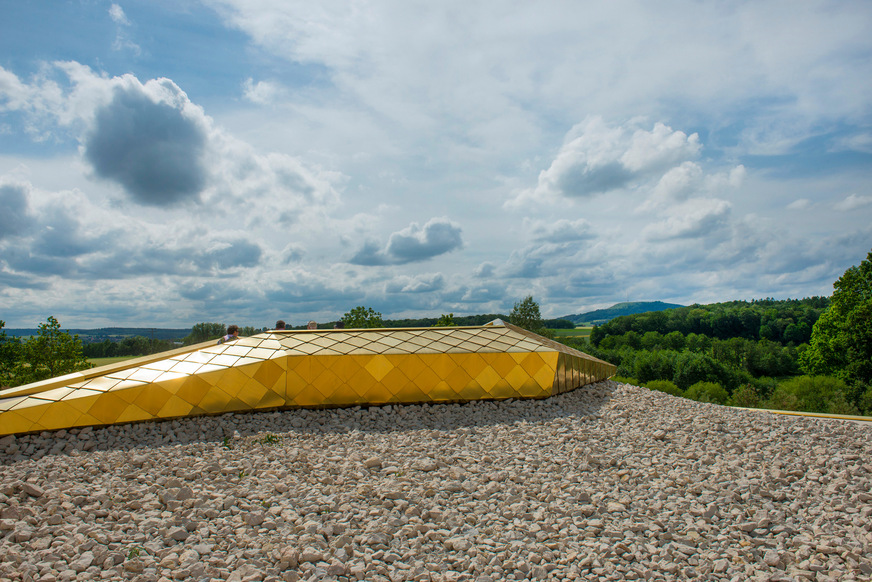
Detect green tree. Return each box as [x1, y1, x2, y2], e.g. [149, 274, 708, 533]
[509, 296, 543, 331]
[641, 331, 662, 350]
[184, 323, 226, 345]
[119, 336, 150, 356]
[801, 249, 872, 387]
[16, 316, 91, 384]
[663, 331, 686, 351]
[633, 350, 678, 384]
[673, 351, 728, 391]
[509, 295, 553, 338]
[433, 313, 456, 327]
[0, 320, 22, 387]
[343, 306, 384, 328]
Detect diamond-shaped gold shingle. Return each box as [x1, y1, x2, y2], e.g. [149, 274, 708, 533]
[0, 323, 615, 436]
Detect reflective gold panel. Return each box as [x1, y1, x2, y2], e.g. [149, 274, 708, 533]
[0, 322, 616, 436]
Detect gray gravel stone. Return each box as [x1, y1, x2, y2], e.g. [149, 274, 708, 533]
[1, 380, 870, 581]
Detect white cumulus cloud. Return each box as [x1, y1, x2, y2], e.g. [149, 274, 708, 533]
[834, 193, 872, 211]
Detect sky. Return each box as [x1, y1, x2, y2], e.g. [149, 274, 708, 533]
[1, 0, 871, 329]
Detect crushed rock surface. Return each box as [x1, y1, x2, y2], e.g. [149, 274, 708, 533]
[1, 381, 870, 582]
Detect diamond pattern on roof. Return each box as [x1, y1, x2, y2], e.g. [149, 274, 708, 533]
[0, 323, 615, 436]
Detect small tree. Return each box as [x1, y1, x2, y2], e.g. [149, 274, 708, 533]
[433, 313, 456, 327]
[17, 316, 91, 384]
[0, 320, 22, 387]
[343, 306, 384, 328]
[184, 322, 226, 345]
[509, 295, 553, 337]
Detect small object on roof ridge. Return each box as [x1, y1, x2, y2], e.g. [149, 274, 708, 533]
[485, 318, 505, 327]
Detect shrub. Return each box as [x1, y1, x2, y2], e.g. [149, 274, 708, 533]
[765, 388, 799, 411]
[611, 375, 639, 386]
[751, 376, 778, 400]
[764, 375, 856, 414]
[644, 379, 683, 397]
[729, 384, 760, 408]
[858, 385, 872, 416]
[826, 392, 860, 416]
[685, 381, 729, 405]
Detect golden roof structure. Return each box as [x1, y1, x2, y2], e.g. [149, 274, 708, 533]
[0, 322, 615, 437]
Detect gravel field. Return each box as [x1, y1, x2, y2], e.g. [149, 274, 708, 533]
[1, 381, 870, 582]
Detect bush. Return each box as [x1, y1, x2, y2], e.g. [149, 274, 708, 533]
[728, 384, 760, 408]
[766, 388, 799, 411]
[750, 376, 778, 400]
[858, 385, 872, 416]
[685, 381, 729, 405]
[644, 379, 683, 397]
[764, 375, 857, 414]
[827, 392, 861, 416]
[611, 375, 639, 386]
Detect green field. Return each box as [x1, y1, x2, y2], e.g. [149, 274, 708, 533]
[550, 327, 593, 340]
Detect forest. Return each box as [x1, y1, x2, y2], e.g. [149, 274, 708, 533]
[571, 251, 872, 416]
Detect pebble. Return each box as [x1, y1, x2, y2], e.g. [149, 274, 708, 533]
[1, 381, 871, 581]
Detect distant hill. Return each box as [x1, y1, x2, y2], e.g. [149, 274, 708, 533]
[560, 301, 684, 326]
[5, 327, 191, 341]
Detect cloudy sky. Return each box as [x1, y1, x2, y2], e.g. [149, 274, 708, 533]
[1, 1, 871, 329]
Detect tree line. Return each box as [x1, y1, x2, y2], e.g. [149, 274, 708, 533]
[590, 296, 829, 346]
[1, 317, 91, 387]
[580, 249, 872, 416]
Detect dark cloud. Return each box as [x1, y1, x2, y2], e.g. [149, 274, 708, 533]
[530, 219, 596, 243]
[32, 207, 111, 258]
[263, 282, 359, 310]
[349, 241, 385, 266]
[474, 262, 495, 278]
[556, 161, 633, 197]
[384, 274, 445, 294]
[282, 244, 305, 263]
[0, 268, 49, 290]
[195, 240, 263, 271]
[84, 84, 208, 205]
[350, 218, 463, 266]
[2, 245, 76, 277]
[179, 282, 251, 302]
[5, 235, 263, 281]
[507, 254, 544, 279]
[0, 183, 34, 238]
[505, 241, 574, 279]
[458, 286, 506, 303]
[85, 239, 262, 279]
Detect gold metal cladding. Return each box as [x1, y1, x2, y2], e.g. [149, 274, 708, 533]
[0, 323, 616, 436]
